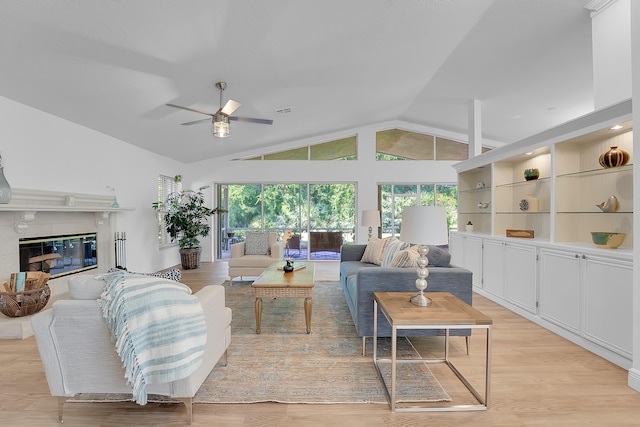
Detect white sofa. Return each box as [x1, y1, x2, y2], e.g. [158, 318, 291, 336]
[228, 232, 284, 281]
[31, 275, 232, 424]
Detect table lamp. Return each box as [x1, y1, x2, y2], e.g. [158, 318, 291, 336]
[361, 210, 381, 240]
[399, 206, 449, 307]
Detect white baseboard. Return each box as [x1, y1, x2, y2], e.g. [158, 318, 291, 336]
[628, 368, 640, 392]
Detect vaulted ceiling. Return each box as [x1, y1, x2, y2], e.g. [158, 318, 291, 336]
[0, 0, 595, 163]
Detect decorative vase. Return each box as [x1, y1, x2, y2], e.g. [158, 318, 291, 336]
[523, 168, 539, 181]
[0, 157, 12, 204]
[283, 259, 294, 272]
[519, 194, 539, 212]
[599, 146, 630, 168]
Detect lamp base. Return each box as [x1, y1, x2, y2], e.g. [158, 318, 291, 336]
[410, 293, 432, 307]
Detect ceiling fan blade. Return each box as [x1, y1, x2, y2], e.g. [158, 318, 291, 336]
[230, 116, 274, 125]
[181, 118, 212, 126]
[221, 99, 241, 116]
[166, 103, 214, 117]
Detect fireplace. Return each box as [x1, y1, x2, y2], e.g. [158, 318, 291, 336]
[19, 233, 98, 278]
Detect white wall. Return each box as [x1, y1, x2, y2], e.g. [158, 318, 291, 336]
[0, 96, 185, 273]
[629, 0, 640, 393]
[591, 0, 632, 109]
[189, 121, 463, 262]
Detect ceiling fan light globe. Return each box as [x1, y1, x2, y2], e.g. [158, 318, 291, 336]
[213, 114, 230, 138]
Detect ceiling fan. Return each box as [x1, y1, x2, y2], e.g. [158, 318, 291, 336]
[166, 82, 273, 138]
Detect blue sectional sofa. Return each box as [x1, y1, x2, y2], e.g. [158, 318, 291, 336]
[339, 243, 473, 354]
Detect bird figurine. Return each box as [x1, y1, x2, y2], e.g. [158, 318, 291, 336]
[596, 195, 619, 213]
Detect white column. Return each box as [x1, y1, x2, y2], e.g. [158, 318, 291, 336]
[468, 99, 482, 158]
[587, 0, 632, 109]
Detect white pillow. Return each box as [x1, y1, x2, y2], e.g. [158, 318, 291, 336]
[361, 236, 392, 265]
[390, 247, 420, 268]
[68, 275, 105, 300]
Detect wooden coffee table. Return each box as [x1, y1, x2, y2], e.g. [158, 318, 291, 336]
[373, 291, 493, 412]
[251, 262, 315, 334]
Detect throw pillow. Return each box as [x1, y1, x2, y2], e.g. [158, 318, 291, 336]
[381, 238, 409, 268]
[245, 232, 271, 255]
[107, 267, 182, 282]
[390, 246, 420, 268]
[68, 275, 106, 300]
[360, 236, 392, 265]
[426, 245, 452, 267]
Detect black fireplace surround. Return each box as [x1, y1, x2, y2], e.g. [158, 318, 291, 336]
[19, 233, 97, 278]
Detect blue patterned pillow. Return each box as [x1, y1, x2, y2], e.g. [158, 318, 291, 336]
[381, 238, 410, 268]
[245, 232, 270, 255]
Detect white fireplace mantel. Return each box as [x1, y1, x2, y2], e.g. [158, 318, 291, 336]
[0, 188, 133, 233]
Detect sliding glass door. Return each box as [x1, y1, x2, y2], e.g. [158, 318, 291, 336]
[217, 183, 355, 260]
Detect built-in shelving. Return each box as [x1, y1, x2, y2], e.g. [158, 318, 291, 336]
[450, 99, 634, 370]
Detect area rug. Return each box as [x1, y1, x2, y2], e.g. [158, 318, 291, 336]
[73, 281, 451, 405]
[194, 280, 450, 404]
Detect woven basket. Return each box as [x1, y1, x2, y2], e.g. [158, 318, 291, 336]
[0, 285, 51, 317]
[180, 247, 202, 270]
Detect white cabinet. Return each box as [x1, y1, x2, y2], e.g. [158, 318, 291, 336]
[482, 238, 537, 313]
[449, 232, 483, 288]
[504, 242, 537, 313]
[539, 249, 581, 333]
[540, 247, 633, 360]
[583, 255, 633, 358]
[482, 239, 505, 297]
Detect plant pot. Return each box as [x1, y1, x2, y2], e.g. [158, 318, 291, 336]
[179, 247, 202, 269]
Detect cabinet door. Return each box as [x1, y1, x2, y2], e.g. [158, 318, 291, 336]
[449, 233, 464, 267]
[482, 239, 505, 297]
[504, 243, 537, 313]
[539, 249, 581, 333]
[463, 236, 483, 288]
[583, 256, 633, 357]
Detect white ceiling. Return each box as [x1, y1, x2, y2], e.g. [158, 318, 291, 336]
[0, 0, 595, 164]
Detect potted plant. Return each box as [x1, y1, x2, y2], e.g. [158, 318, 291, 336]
[152, 180, 226, 269]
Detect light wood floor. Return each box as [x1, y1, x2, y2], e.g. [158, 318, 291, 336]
[3, 261, 640, 426]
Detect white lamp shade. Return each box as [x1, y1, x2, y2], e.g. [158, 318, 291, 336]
[399, 206, 449, 245]
[361, 210, 381, 227]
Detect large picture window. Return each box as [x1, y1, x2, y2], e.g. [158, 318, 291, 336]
[156, 175, 182, 246]
[218, 183, 355, 260]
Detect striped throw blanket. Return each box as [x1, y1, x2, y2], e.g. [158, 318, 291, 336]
[96, 271, 207, 404]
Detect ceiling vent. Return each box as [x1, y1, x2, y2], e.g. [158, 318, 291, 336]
[275, 107, 292, 116]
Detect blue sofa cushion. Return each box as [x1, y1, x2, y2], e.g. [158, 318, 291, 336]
[340, 260, 376, 282]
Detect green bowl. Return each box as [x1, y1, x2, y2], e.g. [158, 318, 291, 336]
[591, 232, 625, 249]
